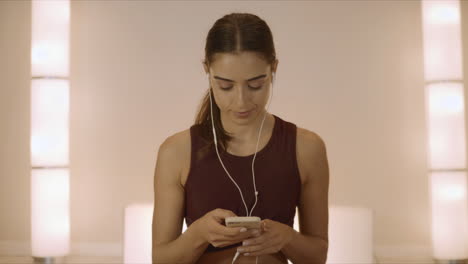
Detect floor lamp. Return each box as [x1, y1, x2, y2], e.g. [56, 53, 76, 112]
[30, 0, 71, 263]
[422, 1, 468, 263]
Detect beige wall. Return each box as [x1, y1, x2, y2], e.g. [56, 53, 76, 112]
[0, 0, 32, 249]
[1, 0, 467, 259]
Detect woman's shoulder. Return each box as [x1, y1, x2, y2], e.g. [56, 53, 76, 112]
[295, 126, 327, 185]
[278, 115, 324, 144]
[296, 126, 325, 146]
[165, 128, 191, 156]
[164, 122, 208, 159]
[160, 128, 192, 186]
[296, 126, 327, 159]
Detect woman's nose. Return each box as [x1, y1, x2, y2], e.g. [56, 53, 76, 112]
[234, 86, 250, 104]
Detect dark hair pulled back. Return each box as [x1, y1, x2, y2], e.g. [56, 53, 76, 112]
[195, 12, 277, 154]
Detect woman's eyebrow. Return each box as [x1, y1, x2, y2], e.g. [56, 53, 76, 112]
[213, 74, 266, 82]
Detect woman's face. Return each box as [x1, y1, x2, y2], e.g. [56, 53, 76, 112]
[204, 52, 278, 124]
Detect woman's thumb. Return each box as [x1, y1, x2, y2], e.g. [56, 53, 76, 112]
[214, 208, 237, 221]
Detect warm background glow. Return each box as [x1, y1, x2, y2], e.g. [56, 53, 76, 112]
[422, 0, 467, 260]
[31, 79, 69, 167]
[425, 83, 466, 169]
[430, 172, 468, 258]
[123, 204, 153, 264]
[30, 0, 71, 259]
[31, 169, 70, 256]
[327, 207, 373, 264]
[31, 0, 70, 77]
[422, 0, 462, 81]
[1, 0, 468, 262]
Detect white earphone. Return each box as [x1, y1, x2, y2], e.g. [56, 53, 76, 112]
[207, 71, 275, 264]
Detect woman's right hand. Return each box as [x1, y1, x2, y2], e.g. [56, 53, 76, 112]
[192, 208, 261, 248]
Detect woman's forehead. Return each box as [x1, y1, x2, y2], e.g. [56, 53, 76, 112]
[209, 52, 270, 80]
[211, 51, 267, 66]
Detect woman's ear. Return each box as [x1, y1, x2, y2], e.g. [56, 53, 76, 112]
[272, 59, 279, 73]
[203, 61, 209, 74]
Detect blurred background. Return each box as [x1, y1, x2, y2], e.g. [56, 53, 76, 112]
[1, 0, 468, 263]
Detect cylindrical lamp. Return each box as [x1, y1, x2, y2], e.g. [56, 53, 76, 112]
[30, 0, 71, 263]
[430, 171, 468, 259]
[326, 206, 374, 264]
[124, 203, 188, 264]
[124, 204, 153, 264]
[422, 0, 468, 263]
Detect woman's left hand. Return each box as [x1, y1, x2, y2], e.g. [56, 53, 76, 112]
[236, 219, 295, 257]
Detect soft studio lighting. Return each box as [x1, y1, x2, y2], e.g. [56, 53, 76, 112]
[31, 0, 70, 77]
[31, 79, 69, 167]
[431, 172, 468, 259]
[422, 0, 462, 81]
[425, 1, 460, 25]
[31, 169, 70, 257]
[124, 204, 153, 264]
[31, 0, 71, 262]
[422, 0, 467, 262]
[326, 207, 373, 264]
[425, 83, 466, 169]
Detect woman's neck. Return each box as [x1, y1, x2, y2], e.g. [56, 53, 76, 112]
[221, 111, 274, 145]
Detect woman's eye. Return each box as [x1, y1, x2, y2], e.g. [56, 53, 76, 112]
[220, 85, 262, 91]
[249, 85, 262, 90]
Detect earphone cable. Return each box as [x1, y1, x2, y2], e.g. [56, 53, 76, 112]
[248, 74, 274, 217]
[208, 72, 275, 264]
[208, 73, 274, 217]
[209, 84, 251, 217]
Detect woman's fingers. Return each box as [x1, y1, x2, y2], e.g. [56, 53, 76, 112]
[212, 208, 237, 222]
[205, 209, 265, 248]
[214, 224, 244, 237]
[213, 228, 261, 246]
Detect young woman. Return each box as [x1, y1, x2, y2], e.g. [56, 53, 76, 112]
[152, 12, 329, 264]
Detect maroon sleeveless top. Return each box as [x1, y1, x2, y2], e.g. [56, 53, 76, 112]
[184, 114, 301, 252]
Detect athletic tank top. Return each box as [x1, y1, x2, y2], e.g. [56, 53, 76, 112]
[184, 114, 301, 252]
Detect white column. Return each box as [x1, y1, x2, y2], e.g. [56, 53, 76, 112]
[31, 0, 71, 259]
[422, 0, 468, 260]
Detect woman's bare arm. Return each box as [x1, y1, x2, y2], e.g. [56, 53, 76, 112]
[152, 133, 210, 264]
[280, 129, 329, 263]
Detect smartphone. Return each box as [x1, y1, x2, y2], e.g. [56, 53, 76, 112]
[225, 216, 261, 229]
